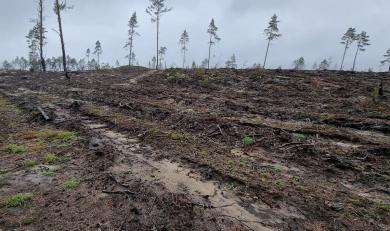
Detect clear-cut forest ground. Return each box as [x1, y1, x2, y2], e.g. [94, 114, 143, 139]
[0, 67, 389, 231]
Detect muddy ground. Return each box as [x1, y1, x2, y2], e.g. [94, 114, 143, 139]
[0, 67, 389, 231]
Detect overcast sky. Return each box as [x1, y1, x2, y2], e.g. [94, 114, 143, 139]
[1, 0, 390, 71]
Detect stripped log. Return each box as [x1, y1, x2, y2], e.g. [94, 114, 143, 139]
[37, 107, 50, 120]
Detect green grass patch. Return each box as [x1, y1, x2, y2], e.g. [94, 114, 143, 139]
[224, 183, 237, 191]
[379, 203, 390, 211]
[62, 157, 72, 162]
[239, 162, 246, 167]
[44, 154, 58, 163]
[227, 160, 235, 165]
[292, 133, 305, 140]
[63, 178, 80, 190]
[242, 137, 256, 146]
[262, 173, 270, 178]
[0, 173, 10, 179]
[291, 175, 299, 180]
[297, 185, 304, 190]
[43, 171, 54, 177]
[98, 193, 108, 200]
[275, 167, 283, 173]
[3, 193, 34, 207]
[23, 218, 34, 226]
[27, 160, 38, 166]
[1, 144, 27, 154]
[40, 129, 82, 146]
[275, 180, 284, 187]
[52, 167, 62, 172]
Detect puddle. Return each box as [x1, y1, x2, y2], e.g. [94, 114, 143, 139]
[81, 120, 311, 230]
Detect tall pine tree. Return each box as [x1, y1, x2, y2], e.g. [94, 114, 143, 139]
[352, 31, 370, 71]
[124, 11, 140, 66]
[146, 0, 172, 69]
[207, 19, 221, 69]
[93, 40, 103, 65]
[339, 28, 356, 70]
[179, 29, 189, 69]
[263, 14, 282, 68]
[380, 49, 390, 72]
[53, 0, 73, 80]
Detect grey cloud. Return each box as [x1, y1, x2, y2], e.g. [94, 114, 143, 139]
[1, 0, 390, 71]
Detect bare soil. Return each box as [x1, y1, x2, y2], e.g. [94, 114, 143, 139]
[0, 67, 389, 231]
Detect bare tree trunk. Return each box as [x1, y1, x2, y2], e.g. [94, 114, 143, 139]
[388, 65, 390, 72]
[39, 0, 46, 72]
[352, 45, 359, 71]
[183, 43, 186, 69]
[156, 14, 159, 69]
[208, 34, 212, 70]
[129, 24, 133, 66]
[263, 38, 271, 69]
[340, 43, 348, 71]
[55, 0, 69, 81]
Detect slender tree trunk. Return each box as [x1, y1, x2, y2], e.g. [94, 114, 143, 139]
[388, 65, 390, 72]
[183, 43, 186, 69]
[39, 0, 46, 72]
[55, 0, 69, 80]
[352, 45, 359, 71]
[129, 37, 132, 66]
[156, 14, 159, 69]
[340, 43, 348, 71]
[208, 34, 212, 69]
[97, 54, 99, 65]
[263, 38, 271, 69]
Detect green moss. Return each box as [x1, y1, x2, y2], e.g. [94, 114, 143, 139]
[292, 133, 305, 140]
[52, 167, 62, 172]
[262, 173, 270, 178]
[242, 137, 256, 146]
[23, 218, 34, 225]
[291, 175, 299, 180]
[275, 167, 283, 173]
[44, 154, 58, 163]
[63, 178, 80, 190]
[297, 185, 304, 190]
[40, 129, 82, 147]
[1, 144, 27, 154]
[227, 160, 235, 165]
[43, 171, 54, 177]
[27, 160, 38, 166]
[3, 193, 34, 207]
[62, 157, 72, 162]
[378, 203, 390, 211]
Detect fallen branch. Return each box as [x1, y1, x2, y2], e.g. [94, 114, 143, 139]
[274, 142, 303, 149]
[37, 107, 50, 120]
[217, 125, 225, 138]
[107, 173, 129, 188]
[119, 100, 134, 110]
[147, 197, 157, 215]
[102, 190, 136, 195]
[284, 144, 314, 151]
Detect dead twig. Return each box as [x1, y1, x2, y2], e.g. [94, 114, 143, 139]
[284, 144, 314, 151]
[274, 142, 303, 149]
[147, 197, 157, 215]
[217, 125, 225, 138]
[117, 215, 134, 231]
[102, 190, 136, 194]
